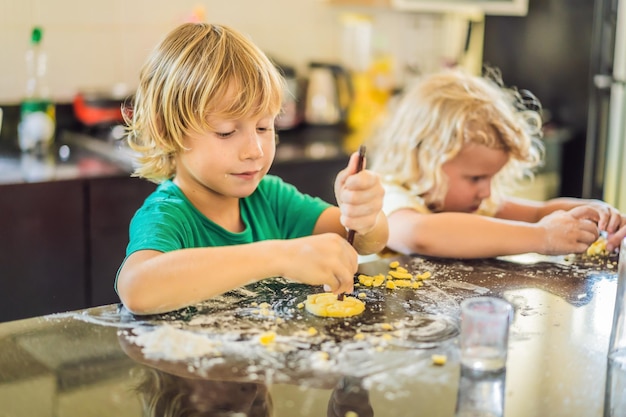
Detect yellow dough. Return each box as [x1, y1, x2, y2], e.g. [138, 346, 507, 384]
[586, 236, 608, 257]
[304, 292, 365, 318]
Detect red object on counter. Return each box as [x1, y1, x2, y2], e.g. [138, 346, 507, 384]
[73, 92, 127, 127]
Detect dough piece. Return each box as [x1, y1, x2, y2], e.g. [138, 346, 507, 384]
[586, 236, 608, 257]
[304, 293, 365, 318]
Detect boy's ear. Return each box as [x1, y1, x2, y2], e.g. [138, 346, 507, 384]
[274, 133, 280, 145]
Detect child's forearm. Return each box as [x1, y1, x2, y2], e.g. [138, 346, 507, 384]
[118, 234, 360, 315]
[353, 211, 389, 255]
[537, 197, 602, 218]
[389, 212, 545, 258]
[118, 241, 292, 315]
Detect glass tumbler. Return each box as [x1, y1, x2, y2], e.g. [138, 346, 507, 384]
[460, 296, 513, 372]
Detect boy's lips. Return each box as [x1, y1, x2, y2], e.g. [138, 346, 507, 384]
[231, 170, 261, 180]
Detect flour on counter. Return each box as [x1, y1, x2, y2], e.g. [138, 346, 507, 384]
[437, 280, 490, 294]
[124, 325, 223, 360]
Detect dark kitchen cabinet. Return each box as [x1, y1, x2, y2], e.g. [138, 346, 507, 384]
[0, 175, 155, 322]
[88, 177, 155, 306]
[0, 180, 87, 322]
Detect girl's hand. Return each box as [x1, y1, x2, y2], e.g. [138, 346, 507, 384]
[605, 214, 626, 252]
[581, 201, 626, 252]
[584, 200, 623, 233]
[334, 151, 385, 236]
[537, 206, 600, 255]
[280, 233, 358, 295]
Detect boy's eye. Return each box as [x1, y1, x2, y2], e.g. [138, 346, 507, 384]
[216, 131, 235, 138]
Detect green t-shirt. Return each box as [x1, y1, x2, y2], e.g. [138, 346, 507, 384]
[125, 175, 331, 256]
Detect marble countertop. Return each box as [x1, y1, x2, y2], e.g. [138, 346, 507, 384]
[0, 130, 130, 185]
[0, 252, 620, 416]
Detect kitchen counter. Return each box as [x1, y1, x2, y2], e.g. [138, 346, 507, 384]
[0, 252, 620, 416]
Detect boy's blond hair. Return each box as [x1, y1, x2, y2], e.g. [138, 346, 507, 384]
[368, 68, 544, 210]
[125, 23, 285, 183]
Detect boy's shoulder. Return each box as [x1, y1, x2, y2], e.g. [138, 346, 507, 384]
[255, 174, 331, 210]
[146, 180, 185, 203]
[137, 180, 191, 216]
[254, 174, 298, 196]
[257, 174, 286, 190]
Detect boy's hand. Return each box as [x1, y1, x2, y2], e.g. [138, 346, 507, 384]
[334, 150, 385, 236]
[281, 234, 358, 295]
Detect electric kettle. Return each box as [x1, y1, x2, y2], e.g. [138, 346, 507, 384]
[304, 62, 352, 126]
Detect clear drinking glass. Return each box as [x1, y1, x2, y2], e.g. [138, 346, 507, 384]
[460, 296, 513, 372]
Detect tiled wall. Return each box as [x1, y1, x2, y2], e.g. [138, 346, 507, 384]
[0, 0, 452, 105]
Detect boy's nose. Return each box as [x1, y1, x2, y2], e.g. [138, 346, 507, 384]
[242, 133, 264, 159]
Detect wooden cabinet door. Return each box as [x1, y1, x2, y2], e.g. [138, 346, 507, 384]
[88, 177, 155, 307]
[0, 180, 87, 322]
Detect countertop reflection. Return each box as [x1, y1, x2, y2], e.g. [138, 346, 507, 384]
[0, 252, 619, 416]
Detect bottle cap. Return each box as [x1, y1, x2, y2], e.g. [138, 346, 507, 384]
[31, 26, 43, 44]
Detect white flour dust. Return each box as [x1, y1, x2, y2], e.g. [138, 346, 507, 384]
[125, 324, 222, 360]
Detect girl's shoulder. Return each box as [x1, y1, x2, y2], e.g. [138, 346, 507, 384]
[381, 179, 431, 215]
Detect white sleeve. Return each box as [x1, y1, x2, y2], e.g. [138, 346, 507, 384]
[382, 181, 500, 217]
[382, 182, 431, 216]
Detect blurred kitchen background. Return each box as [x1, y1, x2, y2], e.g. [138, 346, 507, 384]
[1, 0, 623, 205]
[0, 0, 625, 321]
[0, 0, 455, 103]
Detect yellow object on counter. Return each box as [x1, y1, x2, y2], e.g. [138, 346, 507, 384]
[388, 269, 413, 279]
[304, 292, 365, 317]
[258, 331, 276, 346]
[586, 236, 608, 257]
[357, 259, 433, 291]
[432, 354, 447, 366]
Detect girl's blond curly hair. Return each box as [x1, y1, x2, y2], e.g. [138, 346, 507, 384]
[124, 23, 285, 183]
[367, 67, 544, 210]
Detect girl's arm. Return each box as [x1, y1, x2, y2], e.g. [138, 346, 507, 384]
[117, 233, 358, 315]
[498, 197, 626, 251]
[386, 206, 600, 259]
[499, 196, 620, 227]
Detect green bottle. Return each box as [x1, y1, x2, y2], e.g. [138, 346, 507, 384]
[18, 26, 56, 153]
